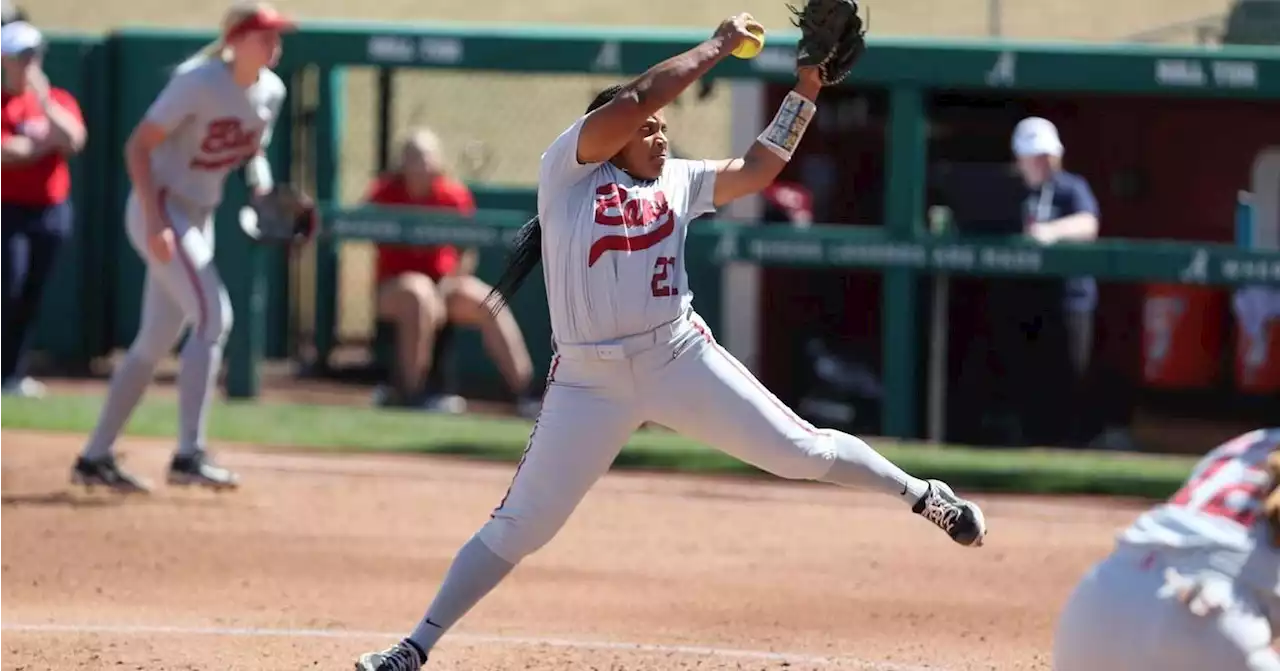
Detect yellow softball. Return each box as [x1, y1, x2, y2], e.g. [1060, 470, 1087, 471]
[732, 24, 765, 59]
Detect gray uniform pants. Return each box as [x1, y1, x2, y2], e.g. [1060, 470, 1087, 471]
[82, 189, 231, 458]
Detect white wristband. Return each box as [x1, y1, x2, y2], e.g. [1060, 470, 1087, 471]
[757, 91, 817, 162]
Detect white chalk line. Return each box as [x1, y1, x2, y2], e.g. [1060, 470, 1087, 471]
[2, 621, 943, 671]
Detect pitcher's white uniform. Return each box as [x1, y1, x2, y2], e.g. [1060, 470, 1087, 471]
[1054, 429, 1280, 671]
[82, 57, 284, 458]
[477, 117, 881, 564]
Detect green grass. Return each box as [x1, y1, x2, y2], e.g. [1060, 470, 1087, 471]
[2, 393, 1198, 499]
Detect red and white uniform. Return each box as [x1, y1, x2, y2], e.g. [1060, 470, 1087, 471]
[1054, 429, 1280, 671]
[475, 116, 853, 565]
[537, 117, 716, 344]
[122, 57, 284, 350]
[146, 57, 284, 210]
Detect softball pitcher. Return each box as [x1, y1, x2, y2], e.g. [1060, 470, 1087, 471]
[1054, 428, 1280, 671]
[70, 2, 293, 493]
[356, 5, 986, 670]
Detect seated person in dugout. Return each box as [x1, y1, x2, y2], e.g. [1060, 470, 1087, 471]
[364, 128, 538, 417]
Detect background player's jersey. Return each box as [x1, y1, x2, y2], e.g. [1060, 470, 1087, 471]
[143, 58, 285, 209]
[1119, 428, 1280, 597]
[537, 117, 717, 344]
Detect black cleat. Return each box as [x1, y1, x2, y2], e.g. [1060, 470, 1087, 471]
[913, 480, 987, 547]
[71, 455, 152, 494]
[167, 451, 240, 490]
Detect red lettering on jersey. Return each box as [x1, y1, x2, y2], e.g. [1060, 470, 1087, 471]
[588, 185, 674, 267]
[190, 117, 261, 171]
[593, 184, 625, 227]
[1168, 453, 1269, 528]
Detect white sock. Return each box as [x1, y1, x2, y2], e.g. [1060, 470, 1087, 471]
[407, 534, 516, 655]
[176, 336, 222, 456]
[81, 352, 158, 460]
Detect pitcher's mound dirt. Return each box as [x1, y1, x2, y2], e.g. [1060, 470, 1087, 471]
[2, 430, 1144, 670]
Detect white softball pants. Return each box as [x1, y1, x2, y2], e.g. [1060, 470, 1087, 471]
[82, 189, 232, 458]
[477, 310, 910, 564]
[122, 188, 233, 351]
[1054, 544, 1280, 671]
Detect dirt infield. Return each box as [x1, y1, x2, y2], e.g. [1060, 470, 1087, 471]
[1, 430, 1146, 670]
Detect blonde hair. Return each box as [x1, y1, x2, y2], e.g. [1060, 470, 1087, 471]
[184, 1, 278, 67]
[398, 128, 447, 175]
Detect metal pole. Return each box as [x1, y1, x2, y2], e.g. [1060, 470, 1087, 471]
[926, 206, 952, 443]
[376, 68, 394, 172]
[988, 0, 1002, 37]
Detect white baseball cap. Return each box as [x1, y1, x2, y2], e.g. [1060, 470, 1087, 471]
[1, 20, 42, 56]
[1011, 116, 1064, 158]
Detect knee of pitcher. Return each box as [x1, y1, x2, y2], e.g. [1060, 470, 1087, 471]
[477, 512, 558, 565]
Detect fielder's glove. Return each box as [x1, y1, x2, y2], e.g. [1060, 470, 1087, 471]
[242, 184, 318, 246]
[789, 0, 868, 85]
[1264, 448, 1280, 547]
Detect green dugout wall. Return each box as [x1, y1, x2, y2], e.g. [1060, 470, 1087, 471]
[32, 23, 1280, 439]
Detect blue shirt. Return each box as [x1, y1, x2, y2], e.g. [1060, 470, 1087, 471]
[1024, 171, 1099, 312]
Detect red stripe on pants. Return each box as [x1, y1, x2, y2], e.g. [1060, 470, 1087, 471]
[696, 322, 817, 436]
[158, 188, 208, 341]
[492, 354, 560, 516]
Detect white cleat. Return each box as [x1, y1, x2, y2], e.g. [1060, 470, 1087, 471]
[167, 450, 240, 490]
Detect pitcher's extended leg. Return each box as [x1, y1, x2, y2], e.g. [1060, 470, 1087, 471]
[359, 364, 640, 670]
[649, 325, 986, 546]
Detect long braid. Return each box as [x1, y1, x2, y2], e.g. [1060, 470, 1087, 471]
[484, 84, 628, 315]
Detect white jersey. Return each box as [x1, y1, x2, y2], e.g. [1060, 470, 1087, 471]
[537, 117, 717, 344]
[143, 58, 285, 209]
[1119, 428, 1280, 597]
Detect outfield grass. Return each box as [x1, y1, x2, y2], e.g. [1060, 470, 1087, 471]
[2, 393, 1197, 499]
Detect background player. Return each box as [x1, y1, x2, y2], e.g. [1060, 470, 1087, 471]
[356, 7, 987, 670]
[70, 1, 293, 493]
[1054, 428, 1280, 670]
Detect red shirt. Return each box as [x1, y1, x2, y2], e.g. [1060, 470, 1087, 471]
[367, 174, 476, 283]
[1, 87, 82, 206]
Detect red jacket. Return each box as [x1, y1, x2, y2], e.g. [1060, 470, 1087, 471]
[1, 87, 82, 207]
[365, 174, 476, 283]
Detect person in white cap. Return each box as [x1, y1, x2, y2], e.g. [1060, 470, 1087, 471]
[1, 2, 27, 26]
[1, 19, 87, 398]
[991, 116, 1101, 447]
[71, 1, 295, 494]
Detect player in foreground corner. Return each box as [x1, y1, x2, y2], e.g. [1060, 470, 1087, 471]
[355, 3, 986, 670]
[70, 2, 297, 494]
[1054, 428, 1280, 670]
